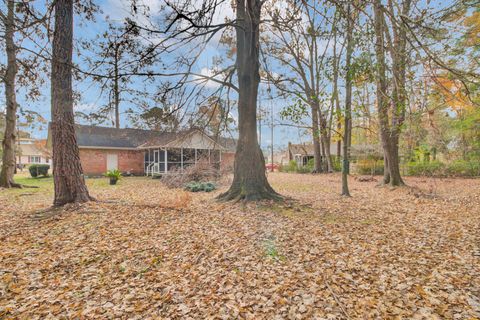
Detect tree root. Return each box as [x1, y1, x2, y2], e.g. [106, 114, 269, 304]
[217, 186, 283, 203]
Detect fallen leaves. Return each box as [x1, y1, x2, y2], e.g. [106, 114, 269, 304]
[0, 174, 479, 319]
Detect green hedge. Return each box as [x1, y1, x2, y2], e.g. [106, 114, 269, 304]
[29, 164, 50, 178]
[445, 160, 480, 177]
[406, 161, 444, 176]
[406, 160, 480, 177]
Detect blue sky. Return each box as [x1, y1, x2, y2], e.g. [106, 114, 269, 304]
[1, 0, 459, 151]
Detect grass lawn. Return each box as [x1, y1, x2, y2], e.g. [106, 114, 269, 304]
[0, 173, 479, 319]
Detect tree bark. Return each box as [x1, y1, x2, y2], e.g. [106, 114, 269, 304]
[319, 113, 333, 173]
[342, 3, 354, 196]
[0, 0, 21, 189]
[311, 102, 323, 173]
[217, 0, 280, 201]
[374, 0, 405, 187]
[113, 44, 120, 129]
[51, 0, 92, 206]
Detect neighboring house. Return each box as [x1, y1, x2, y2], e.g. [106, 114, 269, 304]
[47, 124, 236, 176]
[288, 141, 383, 166]
[287, 142, 336, 166]
[16, 138, 51, 168]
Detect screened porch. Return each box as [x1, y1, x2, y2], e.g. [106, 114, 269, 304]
[144, 147, 221, 176]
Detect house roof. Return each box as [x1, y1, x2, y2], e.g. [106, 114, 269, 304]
[59, 124, 235, 151]
[17, 143, 46, 157]
[288, 143, 315, 156]
[74, 125, 163, 149]
[137, 128, 199, 148]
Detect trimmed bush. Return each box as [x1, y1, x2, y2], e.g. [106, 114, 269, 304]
[29, 164, 50, 178]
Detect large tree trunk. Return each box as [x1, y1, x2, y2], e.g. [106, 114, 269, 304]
[0, 0, 21, 189]
[374, 0, 405, 187]
[51, 0, 92, 206]
[217, 0, 280, 201]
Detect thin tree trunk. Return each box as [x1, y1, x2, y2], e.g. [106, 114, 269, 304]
[311, 102, 323, 173]
[332, 13, 342, 159]
[114, 45, 120, 129]
[51, 0, 92, 206]
[217, 0, 280, 201]
[342, 2, 354, 196]
[0, 0, 21, 189]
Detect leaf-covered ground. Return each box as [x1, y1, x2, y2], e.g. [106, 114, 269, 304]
[1, 173, 479, 319]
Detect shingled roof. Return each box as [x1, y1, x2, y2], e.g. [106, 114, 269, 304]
[69, 124, 235, 151]
[288, 143, 315, 156]
[75, 125, 166, 149]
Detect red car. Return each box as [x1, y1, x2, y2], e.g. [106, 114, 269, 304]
[265, 163, 279, 171]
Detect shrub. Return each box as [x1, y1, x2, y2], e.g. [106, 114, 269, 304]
[445, 160, 480, 177]
[29, 164, 50, 178]
[406, 161, 444, 176]
[184, 181, 217, 192]
[355, 159, 384, 175]
[279, 160, 298, 173]
[162, 159, 219, 189]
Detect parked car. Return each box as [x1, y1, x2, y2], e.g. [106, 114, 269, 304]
[265, 163, 279, 171]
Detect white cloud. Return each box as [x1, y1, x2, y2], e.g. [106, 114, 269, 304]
[191, 67, 223, 88]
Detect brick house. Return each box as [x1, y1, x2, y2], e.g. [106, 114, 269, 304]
[47, 124, 236, 176]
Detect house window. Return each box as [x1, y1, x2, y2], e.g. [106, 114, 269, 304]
[29, 156, 41, 163]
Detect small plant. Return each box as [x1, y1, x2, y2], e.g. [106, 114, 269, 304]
[29, 164, 50, 178]
[104, 169, 122, 185]
[263, 237, 285, 262]
[184, 181, 216, 192]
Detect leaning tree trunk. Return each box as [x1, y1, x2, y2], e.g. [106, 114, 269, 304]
[217, 0, 280, 201]
[0, 0, 21, 189]
[51, 0, 92, 206]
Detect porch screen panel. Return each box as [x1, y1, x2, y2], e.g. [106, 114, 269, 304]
[167, 148, 182, 172]
[182, 149, 196, 168]
[196, 149, 210, 162]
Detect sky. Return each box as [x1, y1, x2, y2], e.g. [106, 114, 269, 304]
[0, 0, 459, 152]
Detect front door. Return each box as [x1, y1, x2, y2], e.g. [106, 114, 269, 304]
[107, 154, 118, 171]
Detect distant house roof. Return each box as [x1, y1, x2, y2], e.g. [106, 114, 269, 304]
[288, 143, 315, 156]
[47, 124, 235, 151]
[17, 143, 46, 157]
[288, 141, 383, 158]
